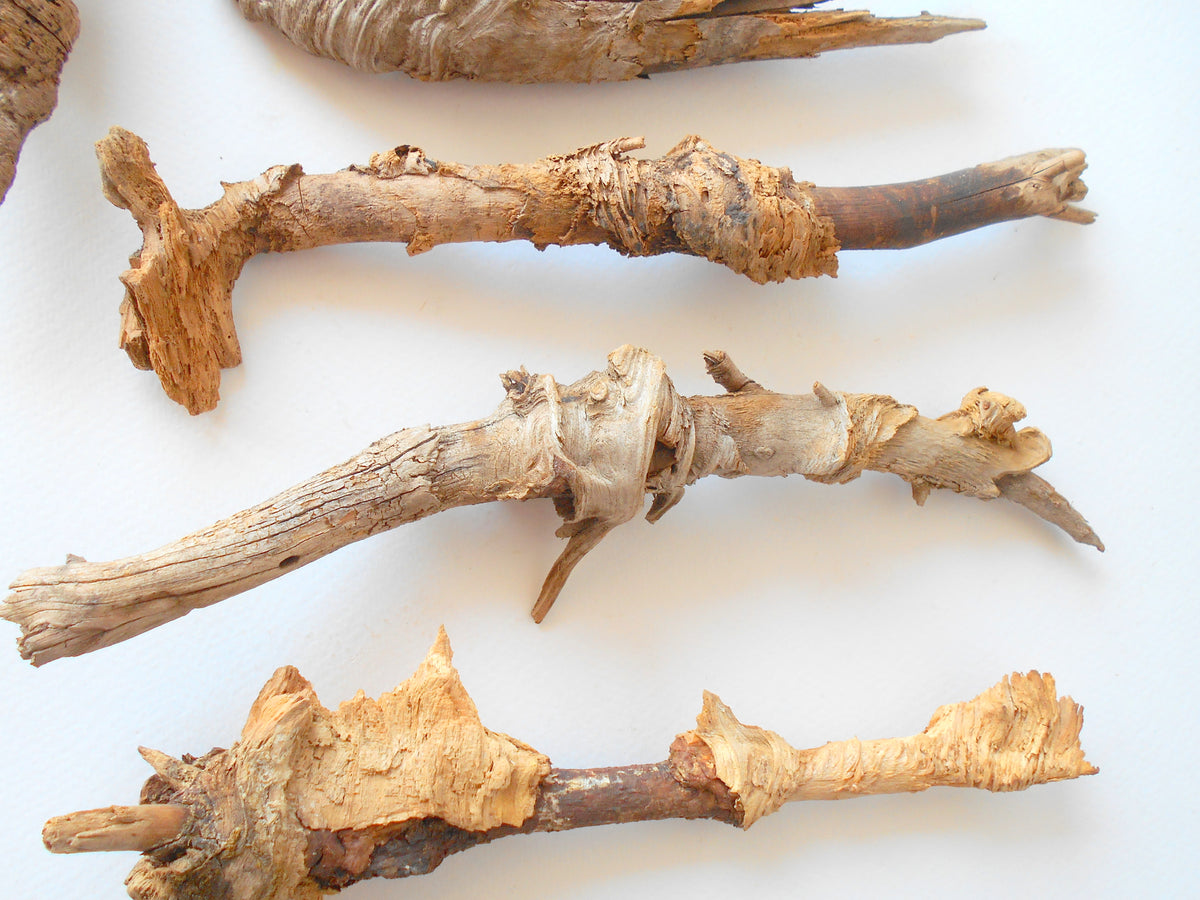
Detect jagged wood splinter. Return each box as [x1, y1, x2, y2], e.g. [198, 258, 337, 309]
[0, 0, 79, 204]
[235, 0, 984, 82]
[43, 630, 1098, 900]
[96, 128, 1093, 413]
[3, 346, 1102, 665]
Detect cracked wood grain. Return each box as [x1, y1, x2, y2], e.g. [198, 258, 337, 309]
[3, 346, 1101, 666]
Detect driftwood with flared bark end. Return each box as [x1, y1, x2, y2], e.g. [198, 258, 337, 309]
[235, 0, 984, 82]
[96, 128, 1093, 413]
[0, 0, 78, 204]
[43, 630, 1097, 899]
[3, 346, 1101, 665]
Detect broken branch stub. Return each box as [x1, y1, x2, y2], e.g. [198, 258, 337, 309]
[234, 0, 985, 82]
[42, 630, 1097, 899]
[3, 346, 1102, 665]
[0, 0, 79, 204]
[95, 128, 1094, 413]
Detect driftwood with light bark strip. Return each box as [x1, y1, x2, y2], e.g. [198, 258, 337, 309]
[234, 0, 984, 82]
[0, 0, 78, 204]
[3, 346, 1101, 666]
[43, 630, 1097, 900]
[96, 128, 1093, 413]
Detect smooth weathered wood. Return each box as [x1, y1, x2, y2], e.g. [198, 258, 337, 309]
[3, 346, 1101, 666]
[44, 632, 1096, 899]
[235, 0, 984, 82]
[95, 129, 1093, 413]
[0, 0, 79, 203]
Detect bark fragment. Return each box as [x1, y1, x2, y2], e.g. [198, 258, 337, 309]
[234, 0, 984, 82]
[43, 632, 1096, 898]
[3, 346, 1101, 666]
[95, 129, 1092, 413]
[0, 0, 79, 203]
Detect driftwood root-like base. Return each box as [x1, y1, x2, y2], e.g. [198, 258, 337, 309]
[0, 0, 79, 203]
[235, 0, 985, 82]
[43, 630, 1097, 899]
[95, 129, 1093, 413]
[3, 347, 1102, 665]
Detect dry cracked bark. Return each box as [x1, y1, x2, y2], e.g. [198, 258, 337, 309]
[235, 0, 985, 82]
[0, 0, 79, 204]
[43, 630, 1097, 899]
[3, 346, 1102, 666]
[97, 128, 1094, 414]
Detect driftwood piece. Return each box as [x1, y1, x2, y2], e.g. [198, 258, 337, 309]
[3, 346, 1101, 665]
[43, 630, 1097, 899]
[0, 0, 79, 204]
[96, 128, 1093, 414]
[235, 0, 984, 82]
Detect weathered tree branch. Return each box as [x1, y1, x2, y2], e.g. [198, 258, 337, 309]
[3, 346, 1101, 666]
[95, 128, 1093, 413]
[0, 0, 78, 204]
[234, 0, 985, 82]
[42, 630, 1097, 899]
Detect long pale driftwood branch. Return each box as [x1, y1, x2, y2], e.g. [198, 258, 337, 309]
[235, 0, 984, 82]
[43, 630, 1097, 900]
[96, 128, 1093, 413]
[0, 0, 78, 204]
[3, 346, 1101, 665]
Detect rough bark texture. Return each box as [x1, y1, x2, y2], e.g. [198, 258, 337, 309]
[42, 632, 1096, 899]
[0, 0, 78, 203]
[234, 0, 984, 82]
[3, 346, 1101, 666]
[95, 128, 1093, 414]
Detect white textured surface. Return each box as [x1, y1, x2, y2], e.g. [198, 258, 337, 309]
[0, 1, 1195, 896]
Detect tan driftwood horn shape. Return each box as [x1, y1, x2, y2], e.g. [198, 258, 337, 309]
[43, 630, 1097, 899]
[234, 0, 985, 82]
[96, 128, 1093, 413]
[0, 0, 79, 204]
[3, 346, 1102, 666]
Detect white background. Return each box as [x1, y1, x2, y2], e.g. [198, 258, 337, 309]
[1, 1, 1196, 897]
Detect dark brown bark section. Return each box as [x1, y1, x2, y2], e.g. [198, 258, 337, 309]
[308, 760, 736, 889]
[811, 149, 1094, 250]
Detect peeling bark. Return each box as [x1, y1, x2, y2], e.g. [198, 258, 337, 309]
[0, 0, 79, 203]
[234, 0, 984, 82]
[95, 128, 1093, 413]
[43, 631, 1096, 899]
[3, 346, 1101, 666]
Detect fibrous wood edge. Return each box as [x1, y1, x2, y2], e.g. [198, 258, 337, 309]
[42, 631, 1096, 898]
[3, 346, 1101, 665]
[0, 0, 79, 203]
[235, 0, 984, 82]
[94, 128, 1092, 414]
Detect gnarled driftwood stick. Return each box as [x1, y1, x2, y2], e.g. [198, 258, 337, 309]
[0, 0, 79, 204]
[96, 128, 1093, 413]
[3, 346, 1101, 665]
[43, 630, 1097, 899]
[235, 0, 984, 82]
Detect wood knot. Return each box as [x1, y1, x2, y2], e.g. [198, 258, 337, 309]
[366, 145, 438, 178]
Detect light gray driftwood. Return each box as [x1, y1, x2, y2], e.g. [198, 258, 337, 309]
[3, 346, 1102, 666]
[43, 630, 1096, 899]
[235, 0, 984, 82]
[0, 0, 78, 203]
[97, 128, 1093, 413]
